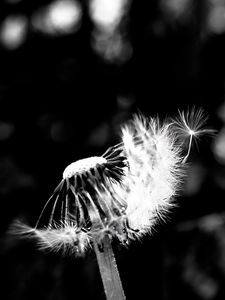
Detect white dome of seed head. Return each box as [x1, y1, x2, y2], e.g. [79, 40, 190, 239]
[63, 156, 107, 178]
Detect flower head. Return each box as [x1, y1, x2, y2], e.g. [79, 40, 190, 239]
[12, 145, 128, 254]
[11, 109, 211, 254]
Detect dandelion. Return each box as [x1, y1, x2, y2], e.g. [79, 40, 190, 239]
[13, 144, 128, 253]
[171, 107, 215, 163]
[10, 109, 212, 300]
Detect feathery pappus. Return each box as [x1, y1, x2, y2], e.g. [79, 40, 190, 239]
[171, 107, 215, 162]
[11, 108, 213, 255]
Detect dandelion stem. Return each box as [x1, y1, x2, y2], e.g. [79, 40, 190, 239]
[94, 235, 126, 300]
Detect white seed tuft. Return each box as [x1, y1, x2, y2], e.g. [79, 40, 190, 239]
[63, 156, 107, 179]
[10, 109, 212, 254]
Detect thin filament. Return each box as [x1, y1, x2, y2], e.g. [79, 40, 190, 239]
[182, 134, 193, 163]
[48, 192, 61, 227]
[34, 180, 64, 229]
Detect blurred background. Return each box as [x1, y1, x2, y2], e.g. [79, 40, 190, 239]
[0, 0, 225, 299]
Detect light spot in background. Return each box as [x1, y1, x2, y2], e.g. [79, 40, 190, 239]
[160, 0, 225, 35]
[116, 95, 135, 110]
[89, 0, 132, 63]
[32, 0, 82, 35]
[89, 0, 128, 32]
[207, 1, 225, 34]
[212, 127, 225, 164]
[183, 259, 219, 300]
[50, 121, 72, 142]
[198, 213, 225, 232]
[91, 31, 132, 63]
[177, 213, 225, 300]
[0, 15, 27, 50]
[86, 122, 110, 147]
[0, 122, 14, 140]
[160, 0, 192, 21]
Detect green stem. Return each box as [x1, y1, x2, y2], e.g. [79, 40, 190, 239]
[94, 235, 126, 300]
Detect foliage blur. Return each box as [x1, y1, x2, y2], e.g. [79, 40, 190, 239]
[0, 0, 225, 299]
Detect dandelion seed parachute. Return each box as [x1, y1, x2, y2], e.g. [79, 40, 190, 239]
[10, 220, 90, 254]
[11, 109, 210, 254]
[171, 107, 215, 163]
[172, 107, 211, 139]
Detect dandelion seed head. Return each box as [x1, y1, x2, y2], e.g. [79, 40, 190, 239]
[63, 156, 107, 179]
[12, 145, 128, 254]
[10, 108, 212, 254]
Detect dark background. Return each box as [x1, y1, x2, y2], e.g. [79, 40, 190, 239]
[1, 0, 225, 299]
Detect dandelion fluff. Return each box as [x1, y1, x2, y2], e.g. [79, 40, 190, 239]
[9, 109, 213, 300]
[120, 115, 183, 237]
[34, 223, 90, 254]
[10, 109, 212, 254]
[171, 107, 215, 163]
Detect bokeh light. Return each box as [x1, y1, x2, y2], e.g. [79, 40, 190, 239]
[89, 0, 128, 32]
[207, 1, 225, 34]
[32, 0, 82, 35]
[89, 0, 131, 63]
[0, 122, 14, 140]
[91, 30, 132, 63]
[212, 128, 225, 165]
[0, 15, 27, 50]
[160, 0, 192, 22]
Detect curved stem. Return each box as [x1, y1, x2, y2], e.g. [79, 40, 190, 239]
[94, 235, 126, 300]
